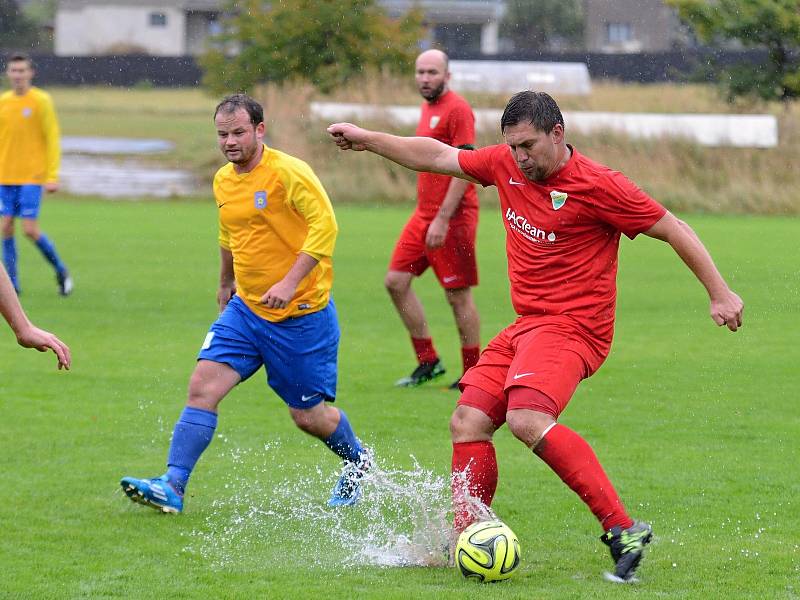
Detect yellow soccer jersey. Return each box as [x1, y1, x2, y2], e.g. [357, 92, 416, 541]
[0, 87, 60, 185]
[214, 144, 338, 322]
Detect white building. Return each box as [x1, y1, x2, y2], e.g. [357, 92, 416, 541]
[54, 0, 506, 57]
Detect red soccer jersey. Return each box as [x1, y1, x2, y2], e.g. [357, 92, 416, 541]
[458, 144, 666, 351]
[415, 91, 478, 221]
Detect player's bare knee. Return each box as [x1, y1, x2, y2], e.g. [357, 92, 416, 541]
[506, 410, 553, 449]
[384, 274, 406, 296]
[450, 405, 493, 442]
[445, 287, 468, 308]
[289, 407, 325, 435]
[186, 373, 223, 411]
[290, 409, 312, 431]
[1, 220, 14, 238]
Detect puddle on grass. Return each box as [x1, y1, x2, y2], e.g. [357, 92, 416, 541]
[60, 155, 196, 198]
[60, 136, 198, 198]
[183, 440, 493, 570]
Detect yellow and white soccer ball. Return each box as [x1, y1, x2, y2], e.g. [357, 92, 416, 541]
[455, 519, 521, 582]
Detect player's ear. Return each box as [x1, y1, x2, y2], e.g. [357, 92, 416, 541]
[551, 123, 565, 144]
[256, 121, 265, 137]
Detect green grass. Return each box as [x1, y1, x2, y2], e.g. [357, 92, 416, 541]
[1, 199, 798, 599]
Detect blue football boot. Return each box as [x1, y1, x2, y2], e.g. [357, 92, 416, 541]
[120, 475, 183, 514]
[327, 451, 372, 508]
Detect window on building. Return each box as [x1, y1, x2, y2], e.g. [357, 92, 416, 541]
[150, 12, 168, 27]
[606, 22, 632, 44]
[433, 23, 482, 56]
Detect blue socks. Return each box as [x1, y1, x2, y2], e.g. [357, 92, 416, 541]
[164, 406, 362, 494]
[166, 407, 218, 494]
[2, 237, 18, 289]
[323, 409, 364, 463]
[35, 233, 67, 275]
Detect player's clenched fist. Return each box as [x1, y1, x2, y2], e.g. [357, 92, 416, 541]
[327, 123, 369, 151]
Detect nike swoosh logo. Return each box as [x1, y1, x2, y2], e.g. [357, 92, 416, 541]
[509, 177, 525, 186]
[443, 276, 458, 283]
[301, 393, 321, 402]
[217, 203, 227, 208]
[513, 372, 535, 380]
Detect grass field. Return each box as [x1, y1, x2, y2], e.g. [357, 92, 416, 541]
[0, 198, 797, 599]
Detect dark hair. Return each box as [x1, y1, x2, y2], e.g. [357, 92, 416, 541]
[500, 91, 564, 134]
[214, 93, 263, 126]
[6, 52, 33, 68]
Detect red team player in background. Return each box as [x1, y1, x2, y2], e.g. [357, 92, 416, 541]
[387, 50, 481, 389]
[328, 91, 743, 582]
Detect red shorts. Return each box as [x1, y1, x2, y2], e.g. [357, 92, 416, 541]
[388, 212, 478, 289]
[458, 315, 608, 426]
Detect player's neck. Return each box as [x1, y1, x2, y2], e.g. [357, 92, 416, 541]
[233, 143, 264, 174]
[547, 144, 572, 178]
[12, 83, 31, 96]
[426, 87, 449, 105]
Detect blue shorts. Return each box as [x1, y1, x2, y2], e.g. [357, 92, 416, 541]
[0, 185, 43, 219]
[198, 295, 340, 409]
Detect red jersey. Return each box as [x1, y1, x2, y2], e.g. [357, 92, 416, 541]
[458, 144, 665, 351]
[415, 91, 478, 221]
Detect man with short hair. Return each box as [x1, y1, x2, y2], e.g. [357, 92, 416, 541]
[121, 94, 370, 514]
[0, 262, 70, 369]
[0, 53, 72, 296]
[328, 90, 743, 582]
[387, 49, 481, 389]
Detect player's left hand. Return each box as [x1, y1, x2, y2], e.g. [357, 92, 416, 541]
[710, 289, 744, 332]
[425, 216, 449, 249]
[16, 325, 71, 370]
[260, 280, 294, 309]
[44, 182, 59, 193]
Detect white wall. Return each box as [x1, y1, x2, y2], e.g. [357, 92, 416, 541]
[310, 102, 779, 148]
[55, 6, 186, 56]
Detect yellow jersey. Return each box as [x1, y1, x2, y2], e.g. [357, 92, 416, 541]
[214, 144, 338, 322]
[0, 87, 60, 185]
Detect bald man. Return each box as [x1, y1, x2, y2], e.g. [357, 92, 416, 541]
[386, 49, 482, 390]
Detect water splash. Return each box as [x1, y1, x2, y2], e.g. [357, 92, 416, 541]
[183, 440, 492, 571]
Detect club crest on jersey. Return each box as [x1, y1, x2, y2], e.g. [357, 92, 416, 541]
[254, 191, 267, 209]
[22, 107, 32, 118]
[550, 190, 567, 210]
[429, 116, 440, 129]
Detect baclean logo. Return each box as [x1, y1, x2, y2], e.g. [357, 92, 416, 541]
[550, 190, 567, 210]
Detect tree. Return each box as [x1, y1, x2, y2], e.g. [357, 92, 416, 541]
[667, 0, 800, 103]
[500, 0, 584, 52]
[201, 0, 423, 95]
[0, 0, 38, 50]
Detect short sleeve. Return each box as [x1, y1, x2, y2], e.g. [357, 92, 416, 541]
[591, 171, 667, 239]
[457, 145, 501, 187]
[283, 162, 338, 258]
[213, 171, 231, 249]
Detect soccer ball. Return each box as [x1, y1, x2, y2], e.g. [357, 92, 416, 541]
[455, 519, 521, 582]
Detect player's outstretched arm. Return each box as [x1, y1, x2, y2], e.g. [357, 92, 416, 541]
[327, 122, 479, 183]
[0, 264, 71, 369]
[644, 211, 743, 331]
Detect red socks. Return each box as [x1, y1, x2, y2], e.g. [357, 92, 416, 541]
[451, 440, 498, 532]
[411, 339, 479, 372]
[461, 345, 481, 374]
[411, 337, 438, 364]
[534, 424, 633, 531]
